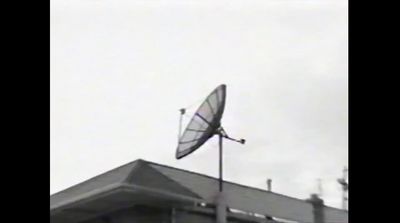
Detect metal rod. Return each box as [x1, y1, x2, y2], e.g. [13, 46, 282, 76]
[342, 188, 346, 210]
[178, 109, 185, 142]
[219, 133, 223, 192]
[342, 167, 348, 210]
[195, 112, 213, 126]
[223, 135, 245, 144]
[171, 207, 176, 223]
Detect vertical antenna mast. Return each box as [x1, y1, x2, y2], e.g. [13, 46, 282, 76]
[337, 166, 348, 210]
[317, 178, 323, 198]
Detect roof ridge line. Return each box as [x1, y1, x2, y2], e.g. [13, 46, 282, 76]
[123, 159, 147, 182]
[125, 160, 203, 199]
[145, 160, 337, 207]
[144, 163, 203, 199]
[51, 159, 144, 196]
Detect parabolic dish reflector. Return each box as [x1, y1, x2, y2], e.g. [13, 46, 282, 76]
[176, 84, 226, 159]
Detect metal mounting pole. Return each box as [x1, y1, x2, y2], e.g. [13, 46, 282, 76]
[219, 132, 223, 192]
[216, 132, 226, 223]
[215, 127, 244, 223]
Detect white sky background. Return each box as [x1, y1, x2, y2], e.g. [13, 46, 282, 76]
[50, 0, 348, 209]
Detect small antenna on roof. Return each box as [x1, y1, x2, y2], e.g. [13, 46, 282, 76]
[266, 179, 272, 192]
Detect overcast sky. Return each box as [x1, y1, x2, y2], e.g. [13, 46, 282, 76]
[50, 0, 348, 209]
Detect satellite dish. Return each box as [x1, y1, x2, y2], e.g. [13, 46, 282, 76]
[176, 84, 227, 159]
[175, 84, 245, 223]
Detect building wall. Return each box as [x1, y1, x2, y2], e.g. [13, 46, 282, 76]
[81, 205, 269, 223]
[175, 209, 214, 223]
[82, 206, 169, 223]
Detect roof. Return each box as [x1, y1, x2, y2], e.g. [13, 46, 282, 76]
[50, 159, 348, 223]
